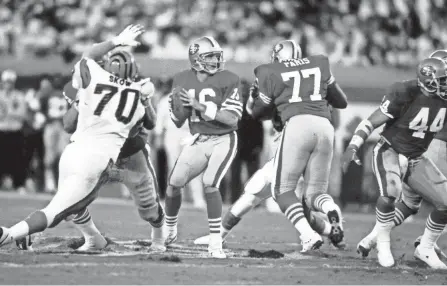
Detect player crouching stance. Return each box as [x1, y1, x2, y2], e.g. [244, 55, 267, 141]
[0, 25, 155, 249]
[248, 40, 348, 251]
[343, 57, 447, 269]
[166, 36, 243, 258]
[61, 77, 166, 252]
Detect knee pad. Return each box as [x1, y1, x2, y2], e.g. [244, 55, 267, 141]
[376, 196, 396, 212]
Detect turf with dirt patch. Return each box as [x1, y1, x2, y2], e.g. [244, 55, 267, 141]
[0, 193, 446, 284]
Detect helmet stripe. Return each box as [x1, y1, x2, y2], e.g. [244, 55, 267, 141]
[204, 36, 216, 47]
[118, 52, 132, 79]
[113, 52, 130, 79]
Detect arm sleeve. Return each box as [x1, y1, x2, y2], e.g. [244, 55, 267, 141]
[220, 76, 243, 119]
[250, 65, 275, 119]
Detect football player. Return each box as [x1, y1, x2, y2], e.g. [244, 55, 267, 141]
[0, 24, 153, 248]
[248, 40, 348, 251]
[166, 36, 243, 258]
[59, 77, 166, 252]
[193, 109, 345, 251]
[357, 50, 447, 261]
[342, 57, 447, 269]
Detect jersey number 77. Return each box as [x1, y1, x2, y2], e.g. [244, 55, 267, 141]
[281, 67, 322, 102]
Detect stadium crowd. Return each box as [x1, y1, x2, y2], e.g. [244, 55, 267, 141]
[0, 0, 446, 67]
[1, 0, 446, 209]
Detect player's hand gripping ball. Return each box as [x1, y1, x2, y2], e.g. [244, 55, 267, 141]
[170, 86, 192, 120]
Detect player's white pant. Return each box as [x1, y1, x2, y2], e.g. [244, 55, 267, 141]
[42, 142, 114, 228]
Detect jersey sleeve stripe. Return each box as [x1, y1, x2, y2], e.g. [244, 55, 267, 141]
[379, 106, 394, 119]
[80, 59, 91, 89]
[222, 99, 243, 107]
[327, 75, 335, 85]
[222, 104, 243, 115]
[259, 92, 272, 104]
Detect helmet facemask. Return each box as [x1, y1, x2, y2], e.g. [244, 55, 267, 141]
[420, 74, 447, 100]
[196, 51, 225, 74]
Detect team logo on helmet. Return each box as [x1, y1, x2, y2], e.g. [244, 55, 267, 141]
[273, 43, 283, 53]
[189, 44, 200, 55]
[420, 65, 436, 77]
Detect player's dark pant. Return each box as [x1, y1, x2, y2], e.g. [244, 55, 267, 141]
[272, 114, 334, 203]
[372, 137, 447, 211]
[109, 145, 162, 225]
[169, 132, 238, 190]
[0, 130, 26, 188]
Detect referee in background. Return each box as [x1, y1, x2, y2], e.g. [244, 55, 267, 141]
[0, 70, 28, 193]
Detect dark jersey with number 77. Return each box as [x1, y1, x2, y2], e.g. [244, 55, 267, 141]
[250, 54, 334, 124]
[379, 80, 447, 158]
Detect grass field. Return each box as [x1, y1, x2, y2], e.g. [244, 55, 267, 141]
[0, 192, 446, 285]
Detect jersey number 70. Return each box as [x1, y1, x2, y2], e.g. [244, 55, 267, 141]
[93, 83, 140, 124]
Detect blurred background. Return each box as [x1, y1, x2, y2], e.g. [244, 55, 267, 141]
[0, 0, 441, 213]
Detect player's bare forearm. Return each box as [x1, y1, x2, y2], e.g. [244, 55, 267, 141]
[327, 82, 348, 109]
[63, 105, 79, 134]
[142, 101, 157, 130]
[82, 41, 116, 61]
[347, 108, 390, 150]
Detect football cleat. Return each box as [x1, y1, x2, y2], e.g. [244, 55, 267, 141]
[150, 225, 167, 253]
[77, 234, 107, 251]
[0, 227, 12, 247]
[414, 235, 447, 260]
[193, 234, 227, 246]
[165, 230, 178, 246]
[327, 209, 344, 246]
[357, 231, 377, 258]
[376, 227, 394, 267]
[208, 236, 226, 259]
[300, 231, 324, 253]
[414, 246, 447, 269]
[208, 248, 227, 259]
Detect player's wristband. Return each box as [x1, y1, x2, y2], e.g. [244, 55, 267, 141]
[348, 119, 374, 149]
[203, 103, 217, 120]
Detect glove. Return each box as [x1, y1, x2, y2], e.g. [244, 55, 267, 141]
[112, 24, 145, 47]
[341, 146, 362, 173]
[139, 78, 155, 106]
[249, 81, 259, 99]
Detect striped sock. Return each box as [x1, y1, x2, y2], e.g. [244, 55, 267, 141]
[72, 208, 101, 238]
[165, 215, 178, 231]
[312, 194, 337, 214]
[73, 208, 91, 225]
[285, 202, 314, 236]
[376, 207, 395, 224]
[393, 201, 415, 227]
[420, 211, 447, 249]
[209, 217, 221, 235]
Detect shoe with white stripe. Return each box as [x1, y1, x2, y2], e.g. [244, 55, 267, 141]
[414, 245, 447, 269]
[77, 234, 107, 251]
[357, 230, 377, 258]
[414, 235, 447, 260]
[300, 231, 323, 253]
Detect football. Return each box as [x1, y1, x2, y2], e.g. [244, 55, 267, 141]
[170, 91, 192, 122]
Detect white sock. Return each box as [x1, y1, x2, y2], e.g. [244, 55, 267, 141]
[420, 228, 441, 250]
[74, 220, 101, 238]
[9, 221, 30, 241]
